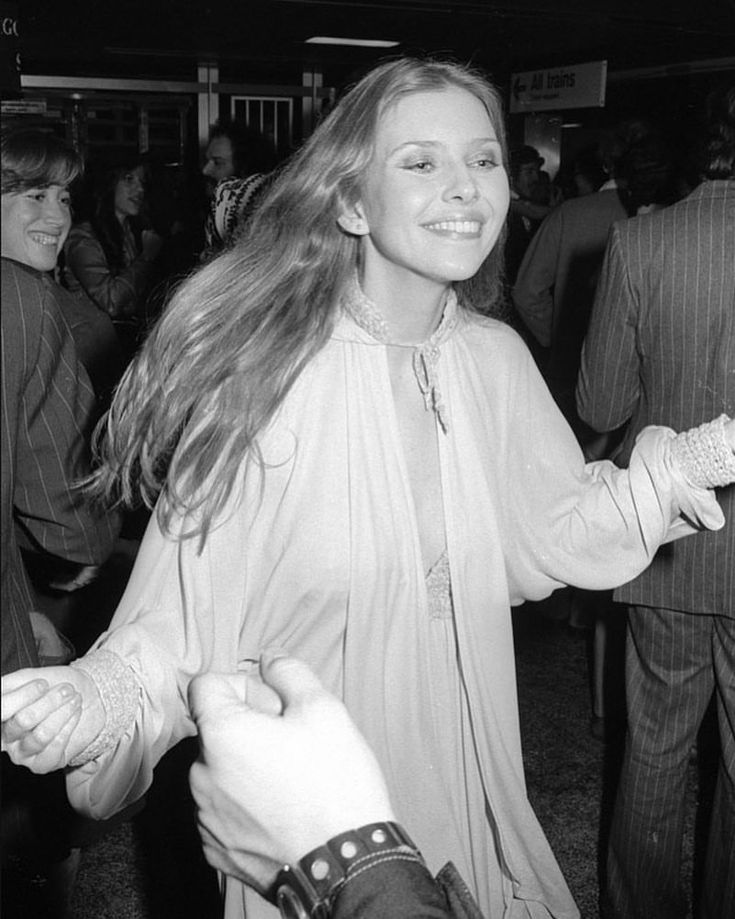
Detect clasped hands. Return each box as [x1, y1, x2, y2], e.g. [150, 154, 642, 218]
[2, 649, 397, 896]
[187, 651, 396, 893]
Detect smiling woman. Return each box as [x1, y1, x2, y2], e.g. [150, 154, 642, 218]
[337, 87, 509, 343]
[0, 128, 78, 273]
[1, 124, 121, 919]
[2, 58, 734, 919]
[1, 184, 72, 272]
[1, 126, 122, 400]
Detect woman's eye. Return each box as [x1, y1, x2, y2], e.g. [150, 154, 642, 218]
[407, 160, 434, 173]
[26, 191, 46, 201]
[473, 157, 499, 169]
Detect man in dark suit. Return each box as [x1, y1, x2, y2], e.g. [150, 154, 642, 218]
[576, 88, 735, 919]
[513, 156, 626, 440]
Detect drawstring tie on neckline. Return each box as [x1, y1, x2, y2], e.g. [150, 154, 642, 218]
[412, 344, 449, 434]
[342, 278, 456, 434]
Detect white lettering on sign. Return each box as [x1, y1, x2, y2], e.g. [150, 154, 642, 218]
[2, 16, 18, 36]
[510, 61, 607, 113]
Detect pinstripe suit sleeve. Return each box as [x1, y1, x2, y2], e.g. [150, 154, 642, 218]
[2, 259, 118, 564]
[576, 222, 642, 431]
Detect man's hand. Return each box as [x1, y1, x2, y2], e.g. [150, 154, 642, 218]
[188, 652, 396, 893]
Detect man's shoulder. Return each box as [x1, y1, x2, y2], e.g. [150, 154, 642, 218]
[614, 181, 733, 242]
[560, 188, 624, 218]
[552, 190, 626, 240]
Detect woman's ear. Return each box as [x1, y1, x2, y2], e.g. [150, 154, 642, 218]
[336, 200, 369, 236]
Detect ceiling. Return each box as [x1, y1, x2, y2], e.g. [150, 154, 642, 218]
[18, 0, 735, 89]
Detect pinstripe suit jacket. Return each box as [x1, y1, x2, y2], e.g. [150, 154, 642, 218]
[577, 180, 735, 616]
[1, 258, 118, 673]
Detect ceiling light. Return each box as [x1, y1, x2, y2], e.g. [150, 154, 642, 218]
[305, 36, 399, 48]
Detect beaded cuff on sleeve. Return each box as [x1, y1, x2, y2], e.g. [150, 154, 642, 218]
[671, 414, 735, 489]
[68, 649, 140, 767]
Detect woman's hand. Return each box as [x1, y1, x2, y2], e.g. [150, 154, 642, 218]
[1, 666, 106, 773]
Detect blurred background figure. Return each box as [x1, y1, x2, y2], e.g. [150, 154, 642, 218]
[201, 120, 280, 256]
[62, 152, 165, 368]
[504, 144, 552, 287]
[577, 84, 735, 919]
[571, 143, 608, 198]
[614, 131, 680, 217]
[512, 119, 680, 726]
[201, 119, 279, 198]
[1, 124, 120, 919]
[511, 120, 670, 441]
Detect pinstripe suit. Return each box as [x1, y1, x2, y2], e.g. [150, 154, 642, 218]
[1, 258, 118, 675]
[577, 180, 735, 919]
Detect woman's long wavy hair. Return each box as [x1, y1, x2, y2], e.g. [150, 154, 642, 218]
[89, 57, 509, 541]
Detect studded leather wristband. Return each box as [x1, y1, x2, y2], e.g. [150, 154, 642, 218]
[269, 822, 422, 919]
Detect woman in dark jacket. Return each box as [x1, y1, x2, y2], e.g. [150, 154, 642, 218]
[63, 154, 164, 363]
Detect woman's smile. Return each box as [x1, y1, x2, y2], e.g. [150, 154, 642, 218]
[421, 218, 484, 238]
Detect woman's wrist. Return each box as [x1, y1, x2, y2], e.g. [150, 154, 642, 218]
[68, 648, 140, 766]
[671, 414, 735, 489]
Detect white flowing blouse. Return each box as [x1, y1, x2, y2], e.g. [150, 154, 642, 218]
[67, 292, 723, 919]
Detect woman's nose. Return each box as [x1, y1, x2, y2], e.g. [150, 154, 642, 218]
[442, 163, 478, 202]
[43, 197, 67, 225]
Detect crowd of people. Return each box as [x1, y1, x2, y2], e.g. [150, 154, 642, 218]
[1, 57, 733, 919]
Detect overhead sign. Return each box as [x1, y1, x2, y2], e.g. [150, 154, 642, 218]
[0, 2, 20, 96]
[509, 60, 607, 113]
[1, 98, 46, 114]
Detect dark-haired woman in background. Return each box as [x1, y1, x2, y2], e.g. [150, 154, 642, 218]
[63, 156, 164, 365]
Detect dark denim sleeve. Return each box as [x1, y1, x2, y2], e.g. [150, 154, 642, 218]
[332, 856, 452, 919]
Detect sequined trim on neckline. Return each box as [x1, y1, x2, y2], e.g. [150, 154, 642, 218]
[425, 549, 453, 620]
[341, 278, 457, 433]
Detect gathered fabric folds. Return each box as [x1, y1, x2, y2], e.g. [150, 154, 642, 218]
[67, 296, 722, 919]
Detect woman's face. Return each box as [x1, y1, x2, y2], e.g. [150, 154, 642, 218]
[343, 87, 509, 300]
[114, 166, 146, 221]
[1, 184, 72, 272]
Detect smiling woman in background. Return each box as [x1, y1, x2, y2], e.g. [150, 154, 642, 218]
[1, 124, 120, 919]
[62, 153, 164, 364]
